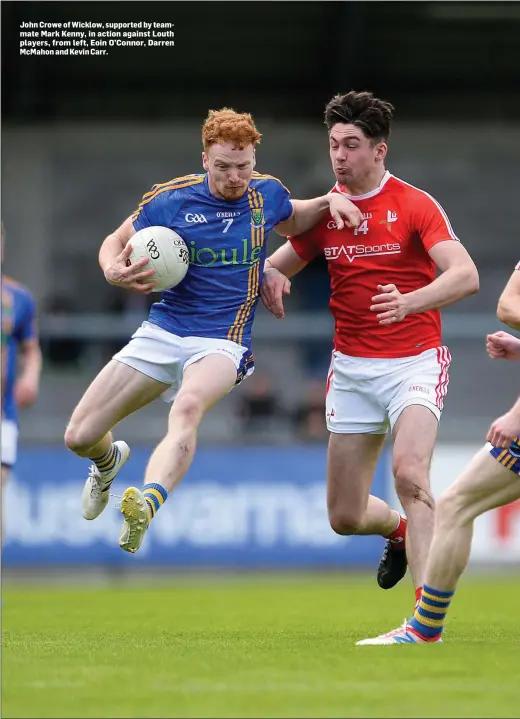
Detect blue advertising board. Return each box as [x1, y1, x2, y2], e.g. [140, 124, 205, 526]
[3, 445, 390, 567]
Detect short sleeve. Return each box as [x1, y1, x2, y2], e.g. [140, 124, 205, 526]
[15, 289, 37, 343]
[271, 181, 294, 225]
[131, 186, 183, 232]
[288, 224, 323, 263]
[413, 192, 460, 251]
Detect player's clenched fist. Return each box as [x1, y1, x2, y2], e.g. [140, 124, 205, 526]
[486, 331, 520, 361]
[370, 284, 409, 325]
[260, 267, 291, 319]
[104, 243, 157, 294]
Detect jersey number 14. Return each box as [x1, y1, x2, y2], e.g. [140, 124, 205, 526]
[354, 219, 369, 236]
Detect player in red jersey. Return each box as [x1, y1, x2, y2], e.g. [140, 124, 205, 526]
[262, 91, 479, 608]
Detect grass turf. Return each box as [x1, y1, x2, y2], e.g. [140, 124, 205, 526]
[3, 573, 520, 717]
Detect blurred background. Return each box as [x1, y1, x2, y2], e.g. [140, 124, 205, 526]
[2, 0, 520, 573]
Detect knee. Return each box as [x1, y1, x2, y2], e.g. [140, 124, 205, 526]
[170, 391, 204, 429]
[328, 506, 365, 536]
[64, 421, 100, 454]
[435, 488, 470, 527]
[393, 459, 435, 512]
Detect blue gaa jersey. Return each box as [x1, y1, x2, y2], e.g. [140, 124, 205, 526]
[131, 172, 293, 348]
[1, 277, 37, 424]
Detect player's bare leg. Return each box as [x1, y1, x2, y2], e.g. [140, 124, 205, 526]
[119, 353, 238, 553]
[65, 360, 169, 456]
[426, 448, 520, 590]
[327, 432, 401, 537]
[357, 446, 520, 644]
[65, 360, 169, 519]
[390, 405, 438, 594]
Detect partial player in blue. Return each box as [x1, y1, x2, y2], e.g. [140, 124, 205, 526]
[64, 108, 362, 553]
[357, 261, 520, 644]
[1, 222, 42, 540]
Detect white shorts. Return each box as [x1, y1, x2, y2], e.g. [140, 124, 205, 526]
[1, 419, 19, 467]
[325, 346, 451, 434]
[112, 321, 255, 403]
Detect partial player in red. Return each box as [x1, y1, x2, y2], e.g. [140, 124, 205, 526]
[261, 91, 479, 608]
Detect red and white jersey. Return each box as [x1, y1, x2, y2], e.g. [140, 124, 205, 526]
[289, 171, 460, 358]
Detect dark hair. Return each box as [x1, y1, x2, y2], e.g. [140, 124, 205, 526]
[324, 91, 394, 142]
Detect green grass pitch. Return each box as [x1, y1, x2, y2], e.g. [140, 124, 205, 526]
[3, 572, 520, 717]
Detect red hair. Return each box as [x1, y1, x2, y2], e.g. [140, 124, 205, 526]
[202, 108, 262, 151]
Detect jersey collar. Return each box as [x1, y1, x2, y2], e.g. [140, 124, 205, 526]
[335, 170, 392, 200]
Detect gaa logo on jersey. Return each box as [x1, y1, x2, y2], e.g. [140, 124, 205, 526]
[250, 208, 265, 228]
[185, 213, 208, 223]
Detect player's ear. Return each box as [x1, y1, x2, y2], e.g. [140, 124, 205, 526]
[252, 151, 256, 169]
[375, 142, 387, 161]
[202, 152, 209, 172]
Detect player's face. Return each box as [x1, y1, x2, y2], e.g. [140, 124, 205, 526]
[329, 124, 386, 187]
[203, 143, 255, 200]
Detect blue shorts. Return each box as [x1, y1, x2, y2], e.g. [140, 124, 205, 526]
[488, 438, 520, 475]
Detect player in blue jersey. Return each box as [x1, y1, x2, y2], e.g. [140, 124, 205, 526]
[357, 261, 520, 644]
[1, 223, 42, 540]
[64, 108, 362, 553]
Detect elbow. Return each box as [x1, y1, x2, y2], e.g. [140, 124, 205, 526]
[469, 269, 480, 296]
[497, 301, 507, 325]
[497, 301, 520, 330]
[462, 265, 479, 297]
[275, 219, 296, 238]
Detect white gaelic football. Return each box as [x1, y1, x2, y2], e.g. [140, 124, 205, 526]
[129, 226, 189, 292]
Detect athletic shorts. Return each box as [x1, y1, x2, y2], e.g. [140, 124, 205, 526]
[487, 438, 520, 475]
[113, 321, 255, 403]
[1, 419, 19, 467]
[325, 346, 451, 434]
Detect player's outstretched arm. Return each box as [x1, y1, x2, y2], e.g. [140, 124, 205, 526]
[497, 266, 520, 330]
[261, 242, 308, 319]
[99, 216, 156, 294]
[275, 195, 362, 237]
